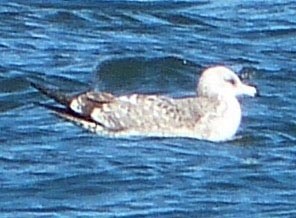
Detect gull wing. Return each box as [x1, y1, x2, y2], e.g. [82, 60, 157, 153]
[31, 82, 221, 136]
[30, 81, 119, 131]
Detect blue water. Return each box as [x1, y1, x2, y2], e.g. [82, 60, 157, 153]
[1, 1, 296, 217]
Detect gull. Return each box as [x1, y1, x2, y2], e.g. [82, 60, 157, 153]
[31, 66, 258, 142]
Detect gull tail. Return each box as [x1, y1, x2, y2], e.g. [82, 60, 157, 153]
[30, 81, 72, 107]
[30, 80, 102, 132]
[36, 102, 99, 132]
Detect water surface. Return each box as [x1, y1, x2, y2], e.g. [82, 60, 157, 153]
[1, 1, 296, 217]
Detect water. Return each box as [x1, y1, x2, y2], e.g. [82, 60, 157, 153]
[1, 1, 295, 217]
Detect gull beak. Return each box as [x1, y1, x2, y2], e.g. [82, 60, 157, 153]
[237, 83, 258, 97]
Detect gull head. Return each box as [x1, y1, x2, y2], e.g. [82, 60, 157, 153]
[197, 66, 257, 98]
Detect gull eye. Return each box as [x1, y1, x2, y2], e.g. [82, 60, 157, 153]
[227, 78, 236, 86]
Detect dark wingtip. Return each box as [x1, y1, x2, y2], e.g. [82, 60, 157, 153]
[29, 79, 72, 106]
[33, 101, 68, 112]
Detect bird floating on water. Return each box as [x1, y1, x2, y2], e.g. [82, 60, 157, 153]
[31, 66, 258, 142]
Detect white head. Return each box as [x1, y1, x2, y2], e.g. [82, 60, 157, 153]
[197, 66, 257, 98]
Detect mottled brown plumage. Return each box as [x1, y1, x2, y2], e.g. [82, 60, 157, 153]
[32, 66, 257, 141]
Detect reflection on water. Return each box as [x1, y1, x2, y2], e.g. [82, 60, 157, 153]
[1, 1, 295, 217]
